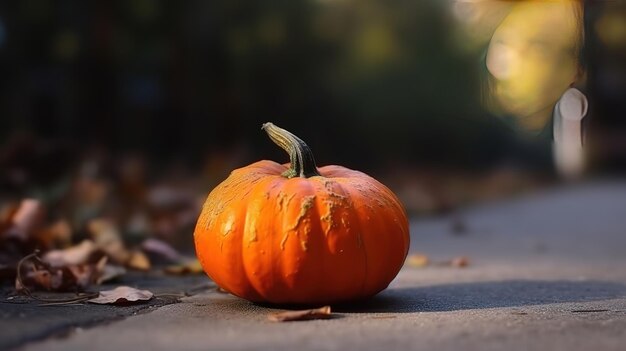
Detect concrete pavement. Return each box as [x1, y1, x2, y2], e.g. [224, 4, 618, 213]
[12, 180, 626, 351]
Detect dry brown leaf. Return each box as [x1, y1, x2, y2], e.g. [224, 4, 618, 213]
[141, 238, 181, 263]
[37, 219, 73, 248]
[16, 253, 105, 292]
[406, 254, 430, 268]
[42, 240, 99, 267]
[88, 219, 131, 265]
[4, 199, 44, 241]
[88, 286, 154, 305]
[450, 256, 470, 268]
[0, 201, 20, 225]
[127, 250, 151, 271]
[164, 259, 203, 275]
[268, 306, 332, 322]
[66, 263, 101, 289]
[17, 267, 64, 291]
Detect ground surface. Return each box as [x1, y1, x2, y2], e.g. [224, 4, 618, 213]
[3, 179, 626, 351]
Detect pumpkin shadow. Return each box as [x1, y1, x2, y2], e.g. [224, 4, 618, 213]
[333, 280, 626, 313]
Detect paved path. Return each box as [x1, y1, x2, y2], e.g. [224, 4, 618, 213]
[0, 274, 208, 351]
[11, 180, 626, 351]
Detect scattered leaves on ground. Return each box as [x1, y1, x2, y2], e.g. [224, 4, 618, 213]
[164, 258, 203, 275]
[141, 238, 181, 263]
[268, 306, 333, 322]
[450, 256, 470, 268]
[3, 199, 44, 242]
[406, 254, 430, 268]
[127, 250, 151, 271]
[88, 219, 132, 265]
[405, 254, 471, 269]
[0, 143, 210, 297]
[16, 252, 106, 292]
[88, 286, 154, 305]
[42, 240, 100, 267]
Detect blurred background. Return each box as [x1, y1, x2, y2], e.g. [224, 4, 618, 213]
[0, 0, 625, 262]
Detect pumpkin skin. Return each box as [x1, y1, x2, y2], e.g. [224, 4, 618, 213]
[194, 125, 410, 304]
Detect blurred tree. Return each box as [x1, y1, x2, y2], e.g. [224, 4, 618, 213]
[2, 0, 619, 174]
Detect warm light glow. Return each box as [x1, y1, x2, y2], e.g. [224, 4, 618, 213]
[485, 0, 582, 132]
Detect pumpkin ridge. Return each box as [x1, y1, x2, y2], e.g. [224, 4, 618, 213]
[239, 179, 261, 300]
[363, 178, 411, 259]
[319, 178, 370, 300]
[357, 178, 409, 295]
[339, 182, 369, 298]
[202, 171, 257, 231]
[277, 179, 319, 302]
[233, 195, 253, 298]
[244, 176, 287, 301]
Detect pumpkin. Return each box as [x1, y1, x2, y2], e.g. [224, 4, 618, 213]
[194, 123, 410, 304]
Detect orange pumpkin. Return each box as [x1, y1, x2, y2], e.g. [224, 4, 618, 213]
[194, 123, 410, 304]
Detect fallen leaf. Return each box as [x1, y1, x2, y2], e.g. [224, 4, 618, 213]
[37, 219, 73, 248]
[406, 254, 429, 268]
[164, 258, 203, 275]
[42, 240, 99, 267]
[66, 262, 102, 289]
[4, 199, 44, 241]
[88, 220, 151, 270]
[88, 286, 154, 305]
[450, 256, 470, 268]
[88, 219, 131, 265]
[141, 238, 181, 263]
[16, 252, 105, 292]
[0, 201, 20, 231]
[17, 266, 64, 291]
[127, 250, 151, 271]
[268, 306, 332, 322]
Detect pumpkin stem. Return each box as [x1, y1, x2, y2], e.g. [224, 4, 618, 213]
[262, 122, 321, 178]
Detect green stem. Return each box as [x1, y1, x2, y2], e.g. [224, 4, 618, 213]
[262, 122, 321, 178]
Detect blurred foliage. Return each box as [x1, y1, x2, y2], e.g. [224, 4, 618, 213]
[0, 0, 501, 171]
[0, 0, 624, 173]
